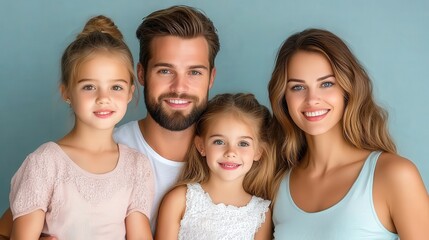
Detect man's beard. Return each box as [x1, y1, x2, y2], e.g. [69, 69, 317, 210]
[144, 90, 207, 131]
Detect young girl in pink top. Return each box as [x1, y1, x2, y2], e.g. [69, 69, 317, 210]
[9, 15, 154, 240]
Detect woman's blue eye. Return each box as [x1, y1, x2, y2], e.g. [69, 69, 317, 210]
[291, 85, 305, 91]
[321, 82, 334, 88]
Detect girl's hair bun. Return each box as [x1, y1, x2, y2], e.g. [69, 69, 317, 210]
[78, 15, 123, 40]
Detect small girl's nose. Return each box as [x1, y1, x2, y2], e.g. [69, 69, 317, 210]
[224, 147, 237, 158]
[97, 90, 111, 104]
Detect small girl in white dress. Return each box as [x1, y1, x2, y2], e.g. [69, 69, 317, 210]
[156, 93, 274, 240]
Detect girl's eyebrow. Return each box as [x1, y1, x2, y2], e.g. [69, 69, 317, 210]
[208, 134, 254, 140]
[77, 78, 129, 82]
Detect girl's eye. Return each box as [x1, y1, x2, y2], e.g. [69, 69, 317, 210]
[112, 85, 124, 91]
[291, 85, 305, 91]
[213, 139, 224, 145]
[321, 82, 334, 88]
[82, 85, 95, 91]
[238, 141, 250, 147]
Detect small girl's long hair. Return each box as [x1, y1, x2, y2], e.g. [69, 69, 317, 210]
[268, 28, 397, 196]
[176, 93, 276, 200]
[60, 15, 135, 92]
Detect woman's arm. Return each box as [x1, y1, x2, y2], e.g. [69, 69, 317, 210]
[155, 186, 186, 240]
[377, 153, 429, 239]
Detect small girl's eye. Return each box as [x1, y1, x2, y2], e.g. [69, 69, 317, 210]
[82, 85, 95, 90]
[238, 141, 250, 147]
[112, 85, 123, 91]
[321, 82, 334, 88]
[213, 139, 224, 145]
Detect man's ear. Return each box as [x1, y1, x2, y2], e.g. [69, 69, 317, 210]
[194, 136, 206, 157]
[137, 63, 145, 87]
[208, 67, 216, 89]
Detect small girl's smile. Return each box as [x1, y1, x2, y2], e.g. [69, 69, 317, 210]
[218, 162, 242, 170]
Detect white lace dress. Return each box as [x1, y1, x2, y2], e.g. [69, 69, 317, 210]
[178, 183, 270, 240]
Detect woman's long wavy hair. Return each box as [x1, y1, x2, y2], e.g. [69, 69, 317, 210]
[268, 29, 397, 197]
[176, 93, 276, 200]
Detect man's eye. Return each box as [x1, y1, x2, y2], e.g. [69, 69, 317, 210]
[159, 69, 171, 74]
[190, 70, 202, 76]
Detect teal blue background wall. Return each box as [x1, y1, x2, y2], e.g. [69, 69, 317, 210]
[1, 0, 428, 210]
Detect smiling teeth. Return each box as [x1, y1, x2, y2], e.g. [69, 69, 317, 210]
[96, 111, 110, 115]
[169, 99, 188, 104]
[220, 163, 240, 167]
[304, 110, 328, 117]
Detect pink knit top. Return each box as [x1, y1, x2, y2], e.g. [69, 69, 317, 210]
[10, 142, 154, 239]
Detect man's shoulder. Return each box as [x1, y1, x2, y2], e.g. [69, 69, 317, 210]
[114, 120, 146, 152]
[115, 120, 138, 134]
[114, 120, 141, 141]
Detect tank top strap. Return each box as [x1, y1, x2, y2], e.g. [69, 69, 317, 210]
[348, 151, 382, 199]
[366, 151, 383, 179]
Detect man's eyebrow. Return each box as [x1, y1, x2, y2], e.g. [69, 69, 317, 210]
[153, 63, 209, 70]
[188, 65, 209, 70]
[153, 63, 174, 68]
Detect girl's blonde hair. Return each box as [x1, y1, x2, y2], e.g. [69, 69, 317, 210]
[61, 15, 135, 92]
[177, 93, 276, 200]
[268, 29, 397, 192]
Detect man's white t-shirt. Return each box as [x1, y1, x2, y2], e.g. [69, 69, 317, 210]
[114, 120, 185, 232]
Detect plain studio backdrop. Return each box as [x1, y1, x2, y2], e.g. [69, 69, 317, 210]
[1, 0, 428, 210]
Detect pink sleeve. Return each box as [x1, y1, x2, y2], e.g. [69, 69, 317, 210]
[127, 153, 155, 219]
[9, 144, 55, 220]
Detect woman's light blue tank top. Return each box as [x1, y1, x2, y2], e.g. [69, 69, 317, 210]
[273, 151, 398, 240]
